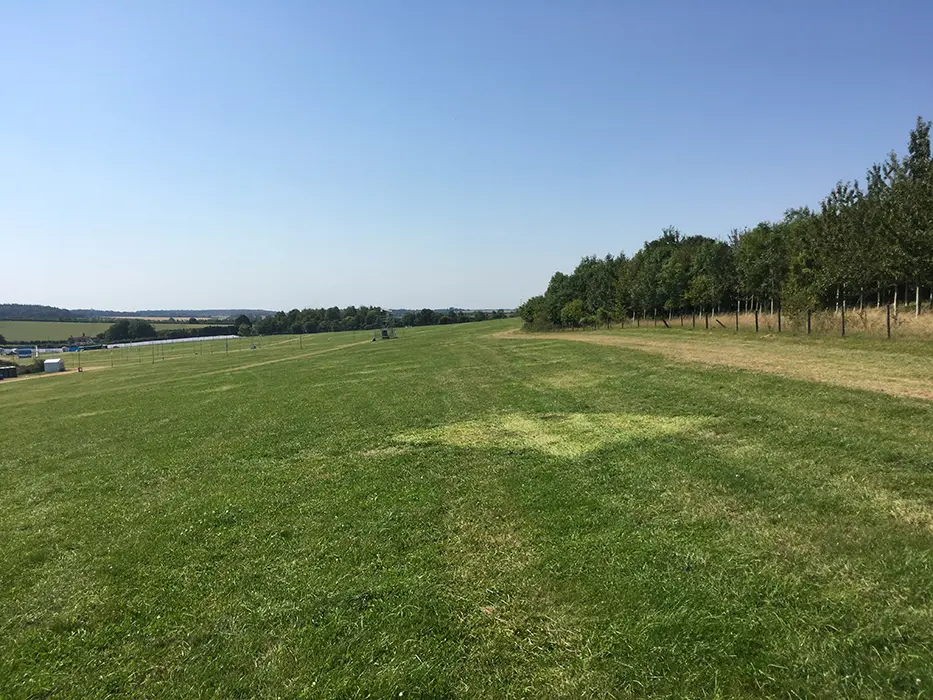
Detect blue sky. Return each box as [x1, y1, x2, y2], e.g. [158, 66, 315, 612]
[2, 1, 932, 311]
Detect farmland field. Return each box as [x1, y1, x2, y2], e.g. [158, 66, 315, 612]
[0, 321, 210, 343]
[2, 320, 933, 697]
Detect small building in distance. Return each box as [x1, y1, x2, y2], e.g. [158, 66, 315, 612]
[44, 358, 65, 373]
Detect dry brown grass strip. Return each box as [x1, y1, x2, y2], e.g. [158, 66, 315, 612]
[506, 330, 933, 401]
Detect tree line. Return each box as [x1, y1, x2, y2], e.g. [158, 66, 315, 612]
[55, 306, 511, 345]
[248, 306, 509, 336]
[103, 320, 236, 342]
[519, 117, 933, 329]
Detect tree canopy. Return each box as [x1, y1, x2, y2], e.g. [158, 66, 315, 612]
[104, 319, 157, 342]
[519, 117, 933, 328]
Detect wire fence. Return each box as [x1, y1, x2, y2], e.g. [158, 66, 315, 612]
[627, 305, 933, 340]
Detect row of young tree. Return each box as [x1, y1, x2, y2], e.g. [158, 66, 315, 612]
[247, 306, 509, 336]
[519, 117, 933, 328]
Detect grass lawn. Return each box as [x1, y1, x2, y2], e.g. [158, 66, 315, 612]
[1, 320, 932, 697]
[0, 321, 210, 343]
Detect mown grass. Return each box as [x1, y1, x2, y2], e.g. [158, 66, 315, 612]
[0, 321, 211, 343]
[1, 320, 932, 698]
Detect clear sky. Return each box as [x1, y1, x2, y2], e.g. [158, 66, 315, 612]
[3, 1, 932, 311]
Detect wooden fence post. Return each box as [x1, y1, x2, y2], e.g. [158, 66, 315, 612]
[754, 308, 759, 333]
[705, 311, 709, 330]
[777, 306, 782, 333]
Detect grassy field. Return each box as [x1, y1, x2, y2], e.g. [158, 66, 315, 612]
[0, 321, 211, 343]
[2, 320, 932, 697]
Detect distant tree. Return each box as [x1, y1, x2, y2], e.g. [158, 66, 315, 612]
[104, 320, 132, 341]
[545, 272, 575, 324]
[104, 319, 155, 341]
[417, 308, 438, 326]
[0, 333, 6, 344]
[188, 317, 198, 324]
[560, 299, 584, 328]
[517, 296, 548, 329]
[595, 307, 610, 328]
[253, 316, 275, 335]
[127, 319, 156, 339]
[234, 314, 252, 329]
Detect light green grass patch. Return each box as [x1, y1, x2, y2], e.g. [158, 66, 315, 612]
[398, 411, 703, 458]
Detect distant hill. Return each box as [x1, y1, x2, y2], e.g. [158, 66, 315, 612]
[0, 304, 76, 321]
[0, 304, 274, 321]
[74, 309, 276, 319]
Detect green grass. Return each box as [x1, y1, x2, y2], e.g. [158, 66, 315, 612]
[2, 320, 933, 698]
[0, 321, 210, 343]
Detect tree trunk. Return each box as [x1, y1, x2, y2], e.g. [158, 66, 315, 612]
[893, 285, 898, 320]
[916, 284, 921, 316]
[770, 298, 774, 316]
[859, 288, 863, 312]
[876, 288, 881, 308]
